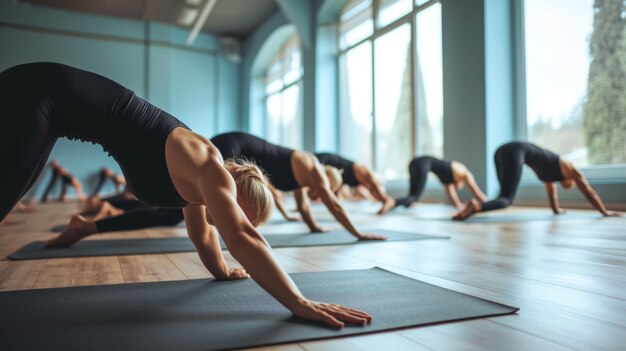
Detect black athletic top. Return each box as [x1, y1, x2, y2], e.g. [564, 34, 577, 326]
[314, 153, 359, 186]
[210, 132, 300, 191]
[3, 62, 190, 207]
[497, 142, 564, 182]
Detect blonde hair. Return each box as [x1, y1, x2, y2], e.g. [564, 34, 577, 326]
[223, 159, 273, 226]
[324, 165, 344, 192]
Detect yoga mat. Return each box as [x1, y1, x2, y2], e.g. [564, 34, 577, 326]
[413, 212, 603, 223]
[9, 229, 449, 260]
[0, 268, 518, 351]
[50, 221, 186, 232]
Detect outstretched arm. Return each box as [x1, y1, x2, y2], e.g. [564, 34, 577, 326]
[307, 168, 386, 240]
[269, 185, 300, 222]
[198, 156, 371, 327]
[355, 166, 394, 214]
[294, 188, 325, 232]
[444, 184, 463, 209]
[464, 173, 488, 202]
[183, 204, 249, 280]
[572, 171, 622, 216]
[544, 182, 566, 214]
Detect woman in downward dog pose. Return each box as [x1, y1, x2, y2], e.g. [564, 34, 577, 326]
[0, 62, 371, 327]
[394, 156, 487, 209]
[315, 152, 395, 214]
[453, 141, 622, 220]
[90, 167, 126, 196]
[40, 160, 86, 202]
[211, 132, 386, 240]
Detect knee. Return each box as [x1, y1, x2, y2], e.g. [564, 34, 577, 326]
[497, 197, 513, 208]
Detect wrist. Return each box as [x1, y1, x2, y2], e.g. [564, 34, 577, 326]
[285, 295, 308, 311]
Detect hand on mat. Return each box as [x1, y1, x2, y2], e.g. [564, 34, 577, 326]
[291, 299, 372, 328]
[357, 233, 387, 241]
[218, 267, 250, 280]
[604, 211, 623, 217]
[286, 215, 301, 222]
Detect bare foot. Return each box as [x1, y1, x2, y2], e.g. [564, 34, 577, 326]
[81, 196, 104, 215]
[452, 198, 481, 220]
[16, 202, 36, 213]
[0, 218, 23, 226]
[377, 198, 396, 215]
[92, 201, 124, 221]
[45, 214, 95, 247]
[77, 193, 87, 203]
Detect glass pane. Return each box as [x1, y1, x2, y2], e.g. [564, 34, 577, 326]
[340, 1, 373, 50]
[283, 49, 302, 85]
[282, 84, 302, 149]
[378, 0, 412, 28]
[525, 0, 626, 166]
[416, 2, 443, 157]
[265, 78, 283, 95]
[266, 93, 282, 145]
[374, 23, 412, 180]
[339, 41, 373, 168]
[415, 0, 430, 6]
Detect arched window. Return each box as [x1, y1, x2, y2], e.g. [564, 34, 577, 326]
[264, 34, 303, 149]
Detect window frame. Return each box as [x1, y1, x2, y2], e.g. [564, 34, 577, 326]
[336, 0, 442, 180]
[262, 34, 304, 148]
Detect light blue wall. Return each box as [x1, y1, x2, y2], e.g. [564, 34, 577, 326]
[0, 1, 240, 198]
[441, 0, 489, 198]
[241, 10, 290, 137]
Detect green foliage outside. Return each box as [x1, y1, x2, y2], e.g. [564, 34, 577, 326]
[582, 0, 626, 164]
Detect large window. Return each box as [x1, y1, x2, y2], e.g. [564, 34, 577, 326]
[264, 35, 303, 149]
[523, 0, 626, 167]
[338, 0, 443, 180]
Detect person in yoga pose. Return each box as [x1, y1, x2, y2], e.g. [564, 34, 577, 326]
[40, 160, 86, 202]
[0, 62, 371, 328]
[394, 156, 487, 209]
[211, 132, 386, 239]
[91, 167, 126, 196]
[453, 141, 623, 220]
[315, 152, 395, 214]
[46, 201, 184, 247]
[80, 192, 138, 216]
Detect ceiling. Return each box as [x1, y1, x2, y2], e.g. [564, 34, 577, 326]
[19, 0, 278, 39]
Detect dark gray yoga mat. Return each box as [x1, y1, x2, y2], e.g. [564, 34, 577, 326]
[413, 212, 603, 223]
[0, 268, 518, 351]
[9, 229, 449, 260]
[51, 221, 186, 232]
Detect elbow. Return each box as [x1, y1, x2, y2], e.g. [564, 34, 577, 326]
[223, 227, 266, 258]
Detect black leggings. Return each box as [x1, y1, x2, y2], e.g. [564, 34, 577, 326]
[480, 146, 525, 212]
[95, 206, 184, 233]
[105, 197, 148, 212]
[40, 168, 73, 202]
[395, 157, 441, 207]
[91, 169, 109, 196]
[0, 108, 56, 219]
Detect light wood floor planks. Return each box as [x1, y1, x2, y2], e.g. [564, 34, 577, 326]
[1, 200, 625, 350]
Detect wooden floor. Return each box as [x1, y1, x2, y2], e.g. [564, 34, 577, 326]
[1, 200, 625, 350]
